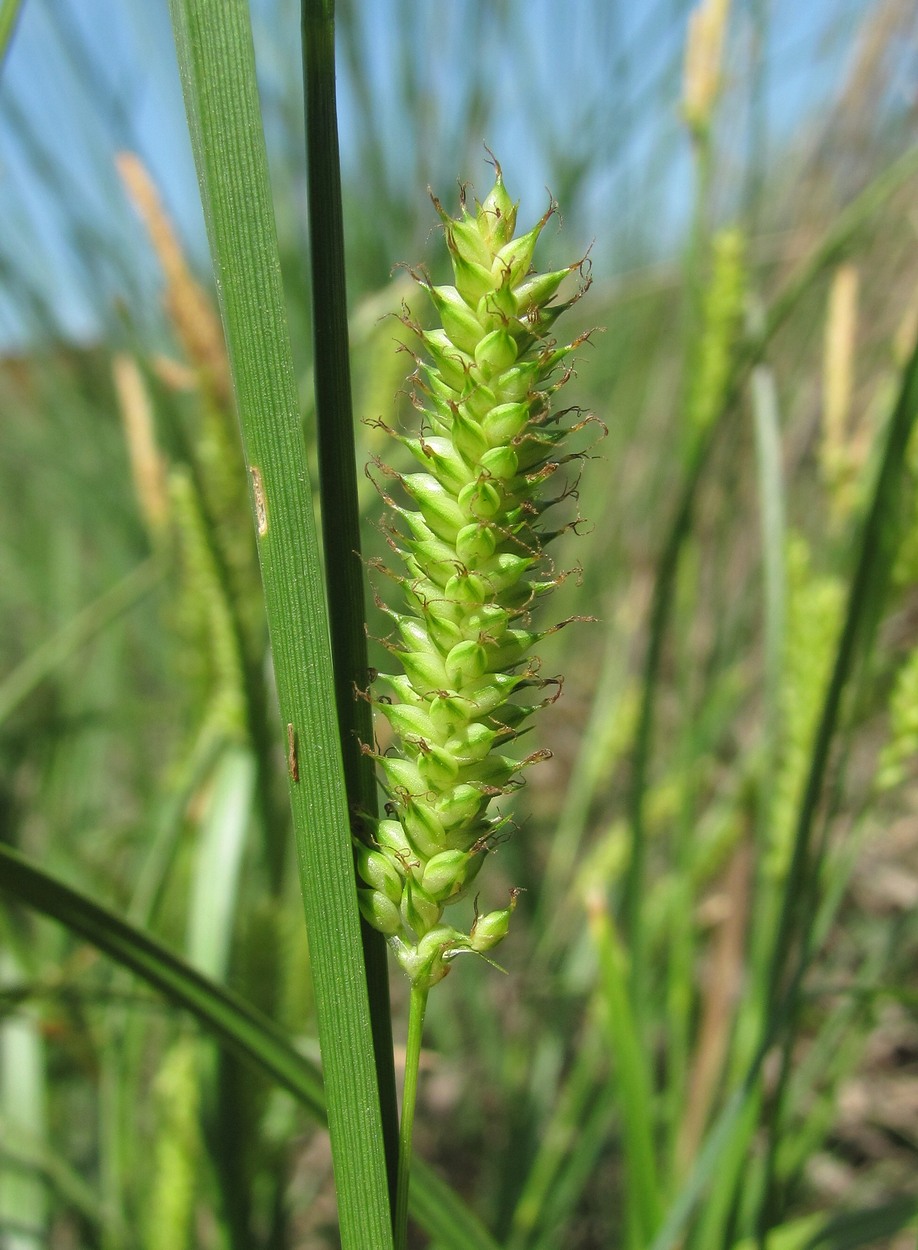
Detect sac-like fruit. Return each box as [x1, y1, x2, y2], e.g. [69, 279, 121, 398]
[359, 159, 592, 989]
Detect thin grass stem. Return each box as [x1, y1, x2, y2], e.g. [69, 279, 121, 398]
[507, 1003, 606, 1248]
[395, 984, 428, 1250]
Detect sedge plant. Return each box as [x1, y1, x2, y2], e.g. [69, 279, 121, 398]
[355, 157, 594, 1247]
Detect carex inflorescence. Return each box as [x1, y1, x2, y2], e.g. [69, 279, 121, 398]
[357, 157, 594, 990]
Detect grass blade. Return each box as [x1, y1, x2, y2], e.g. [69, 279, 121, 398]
[166, 0, 392, 1243]
[0, 842, 327, 1115]
[588, 892, 662, 1245]
[0, 952, 48, 1250]
[802, 1198, 918, 1249]
[750, 350, 787, 796]
[185, 743, 254, 978]
[756, 329, 918, 1238]
[0, 560, 160, 728]
[0, 844, 501, 1250]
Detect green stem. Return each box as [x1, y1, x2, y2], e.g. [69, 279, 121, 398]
[300, 0, 376, 818]
[300, 0, 400, 1203]
[396, 984, 429, 1250]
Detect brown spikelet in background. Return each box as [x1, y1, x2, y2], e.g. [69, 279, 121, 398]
[116, 150, 231, 408]
[111, 352, 169, 539]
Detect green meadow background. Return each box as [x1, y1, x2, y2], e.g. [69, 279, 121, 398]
[2, 0, 918, 1246]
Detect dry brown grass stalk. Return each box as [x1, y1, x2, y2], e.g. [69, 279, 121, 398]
[112, 351, 169, 538]
[116, 150, 231, 407]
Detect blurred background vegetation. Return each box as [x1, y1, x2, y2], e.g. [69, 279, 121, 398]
[2, 0, 918, 1246]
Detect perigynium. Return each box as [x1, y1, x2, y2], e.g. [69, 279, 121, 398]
[357, 157, 595, 993]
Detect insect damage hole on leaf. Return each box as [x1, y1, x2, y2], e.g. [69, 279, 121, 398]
[286, 722, 299, 783]
[249, 464, 268, 536]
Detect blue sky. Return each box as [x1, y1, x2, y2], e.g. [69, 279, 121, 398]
[0, 0, 894, 350]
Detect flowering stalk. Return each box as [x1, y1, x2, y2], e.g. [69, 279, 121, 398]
[357, 158, 592, 996]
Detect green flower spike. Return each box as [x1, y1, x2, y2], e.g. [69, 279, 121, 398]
[359, 157, 594, 991]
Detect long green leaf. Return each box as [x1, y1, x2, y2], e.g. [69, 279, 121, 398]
[165, 1, 391, 1244]
[803, 1198, 918, 1249]
[756, 329, 918, 1239]
[0, 844, 501, 1250]
[763, 334, 918, 1016]
[0, 843, 325, 1117]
